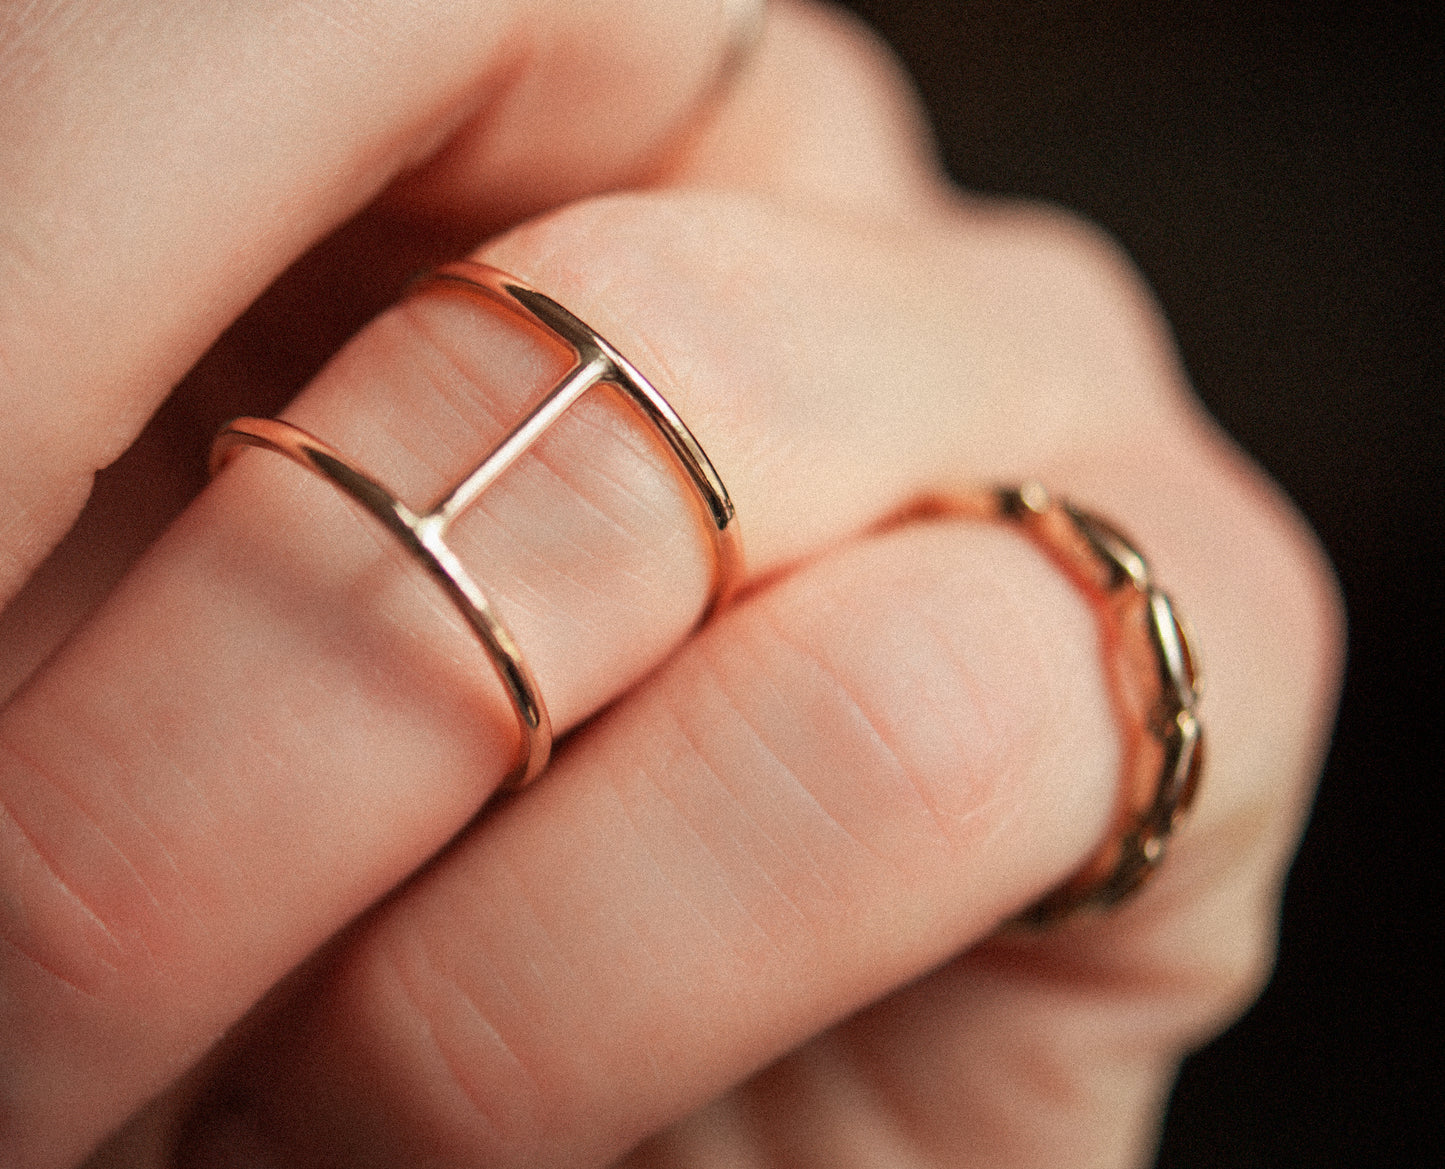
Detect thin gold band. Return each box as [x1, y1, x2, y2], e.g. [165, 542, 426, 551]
[937, 483, 1204, 922]
[211, 262, 743, 792]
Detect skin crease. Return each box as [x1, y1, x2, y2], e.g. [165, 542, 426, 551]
[0, 2, 1342, 1168]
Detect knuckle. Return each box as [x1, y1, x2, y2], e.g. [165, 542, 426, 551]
[996, 202, 1160, 333]
[1261, 494, 1347, 720]
[1206, 902, 1279, 1024]
[949, 199, 1202, 452]
[1152, 863, 1287, 1050]
[1192, 445, 1344, 843]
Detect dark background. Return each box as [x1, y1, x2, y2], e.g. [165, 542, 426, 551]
[835, 2, 1441, 1166]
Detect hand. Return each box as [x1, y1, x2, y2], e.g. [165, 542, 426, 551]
[0, 3, 1342, 1167]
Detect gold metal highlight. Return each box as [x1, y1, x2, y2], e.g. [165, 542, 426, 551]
[938, 483, 1203, 922]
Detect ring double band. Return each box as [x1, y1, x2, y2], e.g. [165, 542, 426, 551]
[211, 262, 743, 792]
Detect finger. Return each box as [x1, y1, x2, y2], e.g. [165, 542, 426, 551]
[0, 0, 936, 705]
[0, 0, 753, 605]
[646, 0, 949, 215]
[763, 472, 1340, 1167]
[173, 515, 1121, 1169]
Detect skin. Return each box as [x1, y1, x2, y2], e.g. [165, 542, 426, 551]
[0, 2, 1343, 1167]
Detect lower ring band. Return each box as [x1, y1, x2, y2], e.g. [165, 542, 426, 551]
[211, 264, 743, 792]
[936, 483, 1204, 923]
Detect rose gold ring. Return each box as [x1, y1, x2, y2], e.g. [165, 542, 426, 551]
[211, 262, 743, 792]
[936, 483, 1204, 922]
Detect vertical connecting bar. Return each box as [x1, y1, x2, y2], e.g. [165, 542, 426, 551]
[430, 353, 612, 531]
[418, 262, 744, 614]
[213, 262, 744, 795]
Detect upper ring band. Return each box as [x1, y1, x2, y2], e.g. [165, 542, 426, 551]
[211, 262, 743, 792]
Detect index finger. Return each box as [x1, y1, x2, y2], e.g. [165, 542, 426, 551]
[0, 0, 755, 605]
